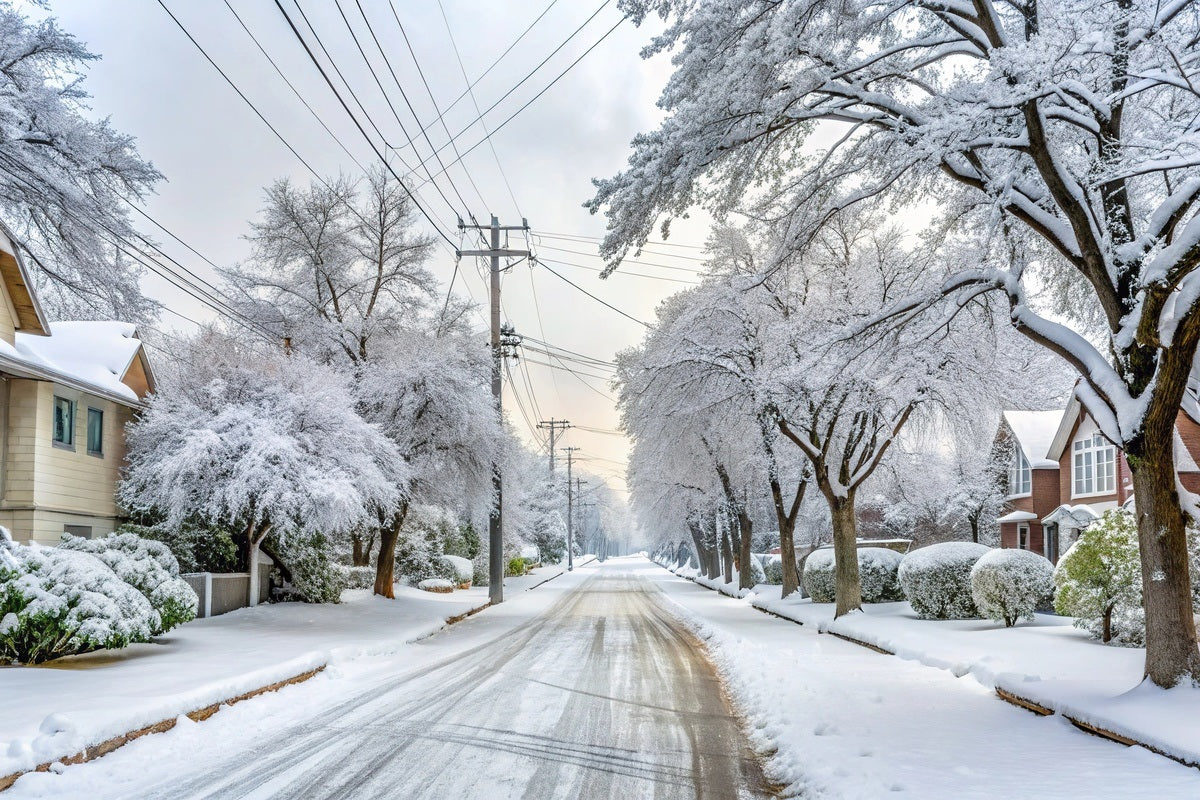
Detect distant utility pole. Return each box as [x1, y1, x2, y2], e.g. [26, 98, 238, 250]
[537, 418, 571, 474]
[459, 214, 529, 605]
[562, 447, 580, 571]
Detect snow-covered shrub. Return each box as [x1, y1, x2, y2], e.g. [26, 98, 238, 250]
[118, 521, 239, 574]
[272, 532, 347, 604]
[898, 542, 990, 619]
[803, 548, 903, 603]
[441, 555, 473, 586]
[58, 532, 197, 634]
[744, 554, 767, 585]
[417, 578, 453, 593]
[970, 549, 1054, 627]
[801, 550, 837, 602]
[761, 556, 783, 585]
[1, 533, 158, 664]
[858, 548, 904, 603]
[1054, 510, 1144, 645]
[472, 557, 489, 587]
[335, 565, 375, 590]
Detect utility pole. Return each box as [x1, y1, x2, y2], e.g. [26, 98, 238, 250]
[562, 447, 580, 571]
[458, 214, 529, 605]
[537, 418, 571, 474]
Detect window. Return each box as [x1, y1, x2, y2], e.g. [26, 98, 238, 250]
[1017, 524, 1029, 550]
[1008, 446, 1031, 496]
[1073, 432, 1116, 496]
[52, 396, 74, 446]
[87, 408, 103, 455]
[63, 524, 92, 540]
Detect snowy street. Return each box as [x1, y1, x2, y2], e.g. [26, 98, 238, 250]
[6, 562, 771, 800]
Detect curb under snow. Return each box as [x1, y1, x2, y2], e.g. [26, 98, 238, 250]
[665, 563, 1200, 775]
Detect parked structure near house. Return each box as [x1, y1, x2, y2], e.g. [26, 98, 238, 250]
[994, 400, 1200, 563]
[0, 226, 154, 546]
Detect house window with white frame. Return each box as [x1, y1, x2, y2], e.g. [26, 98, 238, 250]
[52, 396, 74, 447]
[1008, 446, 1031, 496]
[1073, 431, 1116, 496]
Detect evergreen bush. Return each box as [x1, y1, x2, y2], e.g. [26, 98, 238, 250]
[1, 531, 159, 664]
[1054, 510, 1145, 645]
[801, 550, 837, 602]
[58, 532, 197, 634]
[898, 542, 991, 619]
[970, 548, 1054, 627]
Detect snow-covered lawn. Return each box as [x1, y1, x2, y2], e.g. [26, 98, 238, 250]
[646, 560, 1200, 799]
[0, 562, 581, 780]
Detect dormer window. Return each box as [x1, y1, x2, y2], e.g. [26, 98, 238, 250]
[1008, 446, 1031, 496]
[1073, 431, 1116, 496]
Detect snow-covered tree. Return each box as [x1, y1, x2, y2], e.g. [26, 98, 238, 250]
[121, 332, 406, 605]
[0, 3, 162, 321]
[1054, 510, 1145, 644]
[356, 325, 501, 597]
[226, 165, 436, 364]
[592, 0, 1200, 686]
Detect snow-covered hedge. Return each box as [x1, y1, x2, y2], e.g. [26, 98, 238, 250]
[58, 533, 197, 633]
[802, 548, 904, 603]
[761, 556, 783, 585]
[1, 531, 159, 664]
[417, 578, 454, 593]
[335, 564, 376, 590]
[970, 548, 1054, 627]
[441, 555, 473, 584]
[898, 542, 991, 620]
[801, 550, 837, 602]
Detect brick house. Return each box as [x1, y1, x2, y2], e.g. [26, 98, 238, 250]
[995, 399, 1200, 563]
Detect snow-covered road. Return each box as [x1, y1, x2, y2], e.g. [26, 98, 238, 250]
[7, 564, 772, 799]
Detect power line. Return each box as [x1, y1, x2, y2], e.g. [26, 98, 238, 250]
[539, 255, 699, 285]
[271, 0, 459, 248]
[436, 0, 523, 218]
[534, 241, 705, 273]
[411, 11, 626, 188]
[534, 259, 651, 328]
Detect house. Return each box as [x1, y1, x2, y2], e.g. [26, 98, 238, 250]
[0, 226, 154, 546]
[995, 399, 1200, 563]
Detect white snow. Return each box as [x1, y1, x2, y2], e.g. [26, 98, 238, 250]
[1002, 409, 1061, 468]
[1, 562, 599, 798]
[751, 583, 1200, 772]
[650, 559, 1200, 798]
[996, 509, 1038, 523]
[0, 563, 575, 779]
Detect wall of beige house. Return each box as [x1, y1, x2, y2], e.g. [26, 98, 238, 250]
[0, 292, 16, 346]
[0, 378, 132, 546]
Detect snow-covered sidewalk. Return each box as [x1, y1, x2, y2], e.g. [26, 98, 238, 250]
[750, 585, 1200, 769]
[0, 561, 582, 782]
[642, 559, 1200, 799]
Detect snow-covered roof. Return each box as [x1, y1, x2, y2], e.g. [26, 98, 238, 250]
[1002, 409, 1061, 468]
[1041, 504, 1102, 528]
[0, 321, 151, 406]
[997, 510, 1037, 523]
[1175, 431, 1199, 473]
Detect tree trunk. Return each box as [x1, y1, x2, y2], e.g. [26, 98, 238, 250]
[246, 525, 271, 608]
[1103, 603, 1113, 644]
[351, 532, 375, 567]
[778, 513, 799, 598]
[720, 515, 734, 585]
[373, 503, 410, 599]
[738, 511, 754, 591]
[1126, 444, 1200, 686]
[687, 521, 709, 576]
[830, 492, 863, 617]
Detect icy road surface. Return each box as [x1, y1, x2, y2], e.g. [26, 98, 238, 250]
[8, 567, 772, 800]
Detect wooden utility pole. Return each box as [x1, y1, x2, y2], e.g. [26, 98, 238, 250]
[562, 447, 580, 571]
[458, 215, 529, 604]
[536, 418, 571, 474]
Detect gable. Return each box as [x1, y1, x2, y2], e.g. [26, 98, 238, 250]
[0, 224, 50, 339]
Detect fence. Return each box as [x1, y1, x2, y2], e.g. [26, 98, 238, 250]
[182, 563, 272, 618]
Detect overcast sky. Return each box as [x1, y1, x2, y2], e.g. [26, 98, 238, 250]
[32, 0, 716, 500]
